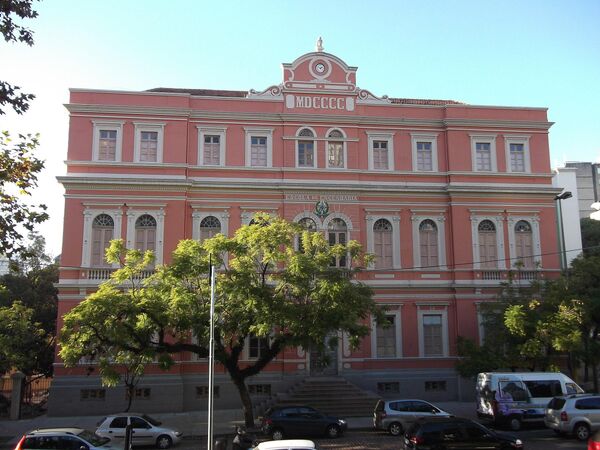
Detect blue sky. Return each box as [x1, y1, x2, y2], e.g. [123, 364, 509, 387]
[2, 0, 599, 257]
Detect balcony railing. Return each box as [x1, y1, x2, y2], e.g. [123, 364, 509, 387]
[479, 269, 541, 282]
[84, 268, 154, 281]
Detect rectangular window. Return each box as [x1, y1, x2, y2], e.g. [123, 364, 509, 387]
[327, 142, 344, 168]
[510, 143, 525, 172]
[423, 314, 443, 356]
[298, 141, 314, 167]
[249, 335, 269, 359]
[98, 130, 117, 161]
[80, 389, 106, 401]
[126, 388, 151, 400]
[250, 136, 267, 167]
[376, 316, 396, 357]
[248, 384, 271, 395]
[416, 142, 432, 171]
[373, 141, 388, 170]
[475, 142, 491, 171]
[377, 382, 400, 393]
[425, 380, 447, 392]
[196, 385, 220, 398]
[139, 131, 158, 162]
[204, 135, 221, 165]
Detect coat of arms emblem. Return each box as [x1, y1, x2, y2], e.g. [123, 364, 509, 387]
[315, 200, 329, 219]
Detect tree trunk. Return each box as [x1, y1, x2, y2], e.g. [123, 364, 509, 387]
[125, 385, 134, 412]
[232, 376, 255, 428]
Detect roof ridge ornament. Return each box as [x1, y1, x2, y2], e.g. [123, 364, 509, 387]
[316, 37, 323, 52]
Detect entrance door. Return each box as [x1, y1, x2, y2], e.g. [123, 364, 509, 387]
[310, 334, 338, 376]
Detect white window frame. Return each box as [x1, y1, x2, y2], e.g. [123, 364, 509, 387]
[134, 122, 165, 163]
[366, 214, 401, 269]
[192, 210, 230, 240]
[295, 126, 317, 169]
[504, 135, 531, 173]
[197, 126, 227, 167]
[507, 215, 541, 268]
[417, 306, 449, 357]
[92, 120, 124, 162]
[125, 209, 166, 265]
[81, 208, 123, 267]
[244, 127, 273, 168]
[366, 131, 394, 171]
[245, 334, 271, 360]
[371, 309, 402, 358]
[325, 127, 347, 170]
[411, 214, 446, 270]
[470, 134, 497, 172]
[470, 215, 506, 269]
[411, 133, 438, 172]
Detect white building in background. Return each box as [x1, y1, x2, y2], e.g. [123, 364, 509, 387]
[563, 162, 600, 219]
[553, 167, 583, 267]
[0, 256, 9, 276]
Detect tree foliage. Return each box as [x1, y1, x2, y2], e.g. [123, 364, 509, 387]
[1, 0, 47, 258]
[0, 0, 39, 115]
[581, 218, 600, 256]
[0, 235, 58, 376]
[60, 214, 383, 426]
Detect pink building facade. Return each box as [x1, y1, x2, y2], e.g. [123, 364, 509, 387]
[51, 48, 560, 414]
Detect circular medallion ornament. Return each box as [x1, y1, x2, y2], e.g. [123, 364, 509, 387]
[315, 63, 325, 74]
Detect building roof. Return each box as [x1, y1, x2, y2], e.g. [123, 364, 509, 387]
[146, 87, 462, 105]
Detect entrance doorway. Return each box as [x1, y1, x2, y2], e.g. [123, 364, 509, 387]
[309, 334, 338, 376]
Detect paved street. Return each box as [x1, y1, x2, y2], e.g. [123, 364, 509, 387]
[182, 427, 588, 450]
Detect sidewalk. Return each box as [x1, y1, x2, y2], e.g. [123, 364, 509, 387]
[0, 402, 476, 448]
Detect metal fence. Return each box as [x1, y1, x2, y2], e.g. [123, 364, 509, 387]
[0, 375, 52, 418]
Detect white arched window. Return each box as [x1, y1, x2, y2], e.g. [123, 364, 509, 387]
[373, 219, 393, 269]
[328, 218, 347, 267]
[200, 216, 221, 241]
[91, 214, 114, 267]
[419, 220, 438, 268]
[478, 220, 497, 269]
[135, 214, 157, 254]
[297, 128, 315, 168]
[297, 217, 317, 252]
[514, 220, 534, 268]
[326, 129, 345, 169]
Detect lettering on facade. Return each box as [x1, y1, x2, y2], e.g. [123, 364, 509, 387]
[285, 193, 357, 202]
[285, 94, 355, 112]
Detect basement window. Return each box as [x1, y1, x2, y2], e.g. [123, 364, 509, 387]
[377, 382, 400, 393]
[248, 384, 271, 396]
[80, 389, 106, 401]
[425, 381, 447, 392]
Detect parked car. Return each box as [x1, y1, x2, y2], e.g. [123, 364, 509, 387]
[373, 398, 451, 436]
[95, 413, 182, 449]
[253, 439, 318, 450]
[544, 393, 600, 441]
[403, 417, 524, 450]
[260, 405, 347, 440]
[14, 428, 120, 450]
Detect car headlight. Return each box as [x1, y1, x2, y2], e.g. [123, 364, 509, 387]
[514, 439, 523, 447]
[338, 419, 347, 425]
[175, 432, 182, 437]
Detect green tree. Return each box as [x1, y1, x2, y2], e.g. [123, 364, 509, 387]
[1, 0, 47, 258]
[60, 214, 383, 427]
[581, 218, 600, 256]
[0, 300, 54, 377]
[1, 0, 38, 115]
[0, 235, 58, 377]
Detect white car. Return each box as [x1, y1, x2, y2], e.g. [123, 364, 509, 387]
[96, 414, 182, 449]
[253, 440, 317, 450]
[15, 428, 121, 450]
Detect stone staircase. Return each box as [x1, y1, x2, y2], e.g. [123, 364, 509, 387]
[266, 376, 380, 418]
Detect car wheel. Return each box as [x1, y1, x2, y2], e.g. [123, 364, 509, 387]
[388, 422, 403, 436]
[156, 435, 173, 449]
[271, 429, 284, 440]
[326, 424, 340, 438]
[507, 415, 522, 431]
[574, 422, 590, 441]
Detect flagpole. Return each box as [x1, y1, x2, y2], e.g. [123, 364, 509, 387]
[207, 256, 216, 450]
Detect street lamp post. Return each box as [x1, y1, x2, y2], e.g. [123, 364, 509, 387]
[554, 191, 572, 271]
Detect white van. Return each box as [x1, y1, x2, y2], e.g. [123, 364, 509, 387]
[476, 372, 584, 430]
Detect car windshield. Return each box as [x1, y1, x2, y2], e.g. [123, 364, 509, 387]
[141, 414, 161, 426]
[78, 430, 110, 446]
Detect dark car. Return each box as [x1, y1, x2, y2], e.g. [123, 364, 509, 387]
[260, 406, 347, 440]
[404, 417, 524, 449]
